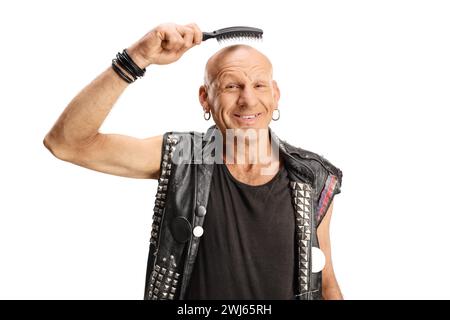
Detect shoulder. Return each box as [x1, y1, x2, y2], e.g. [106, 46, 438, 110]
[280, 139, 343, 192]
[280, 139, 343, 225]
[161, 129, 213, 165]
[281, 141, 342, 181]
[162, 125, 222, 152]
[162, 126, 214, 142]
[161, 130, 202, 147]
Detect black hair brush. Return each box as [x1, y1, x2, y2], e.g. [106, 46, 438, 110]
[202, 26, 263, 43]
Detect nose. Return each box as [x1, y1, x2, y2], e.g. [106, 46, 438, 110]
[237, 86, 258, 108]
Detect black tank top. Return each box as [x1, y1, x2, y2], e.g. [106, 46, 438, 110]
[185, 163, 296, 300]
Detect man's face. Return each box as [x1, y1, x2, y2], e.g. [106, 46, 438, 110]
[200, 47, 280, 135]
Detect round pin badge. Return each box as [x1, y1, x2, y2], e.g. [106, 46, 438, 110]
[311, 247, 326, 273]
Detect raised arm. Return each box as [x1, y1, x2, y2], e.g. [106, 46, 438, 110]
[43, 23, 203, 179]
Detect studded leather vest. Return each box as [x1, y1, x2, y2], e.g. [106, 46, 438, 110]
[143, 125, 342, 300]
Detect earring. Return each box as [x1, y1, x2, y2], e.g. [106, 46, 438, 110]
[204, 111, 211, 121]
[272, 109, 280, 121]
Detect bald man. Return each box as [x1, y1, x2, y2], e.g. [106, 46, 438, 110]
[44, 23, 344, 300]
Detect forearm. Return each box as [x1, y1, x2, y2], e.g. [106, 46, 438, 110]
[43, 48, 148, 155]
[321, 262, 344, 300]
[44, 66, 129, 151]
[322, 284, 344, 300]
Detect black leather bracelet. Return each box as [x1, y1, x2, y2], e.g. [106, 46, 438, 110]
[114, 49, 146, 80]
[111, 59, 134, 84]
[111, 49, 146, 84]
[123, 49, 146, 77]
[115, 54, 138, 81]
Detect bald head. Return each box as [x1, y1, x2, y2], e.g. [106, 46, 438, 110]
[204, 45, 273, 87]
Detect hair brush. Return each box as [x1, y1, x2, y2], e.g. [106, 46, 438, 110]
[202, 26, 263, 43]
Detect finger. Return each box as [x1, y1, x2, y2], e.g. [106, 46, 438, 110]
[176, 25, 195, 49]
[186, 23, 203, 45]
[182, 26, 195, 49]
[162, 29, 185, 51]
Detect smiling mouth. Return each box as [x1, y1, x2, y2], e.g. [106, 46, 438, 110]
[233, 113, 262, 119]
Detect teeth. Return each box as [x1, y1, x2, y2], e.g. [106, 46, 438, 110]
[237, 113, 259, 119]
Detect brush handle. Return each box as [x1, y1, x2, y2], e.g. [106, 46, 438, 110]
[202, 27, 263, 42]
[202, 32, 215, 41]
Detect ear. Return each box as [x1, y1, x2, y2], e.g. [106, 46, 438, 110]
[272, 80, 281, 109]
[199, 85, 211, 112]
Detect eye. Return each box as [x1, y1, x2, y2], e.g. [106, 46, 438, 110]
[225, 83, 240, 90]
[255, 83, 267, 88]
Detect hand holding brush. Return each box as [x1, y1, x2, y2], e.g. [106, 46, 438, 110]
[126, 23, 263, 68]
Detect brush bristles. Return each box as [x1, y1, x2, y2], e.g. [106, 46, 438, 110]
[216, 32, 263, 44]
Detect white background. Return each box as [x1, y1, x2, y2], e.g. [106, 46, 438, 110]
[0, 0, 449, 299]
